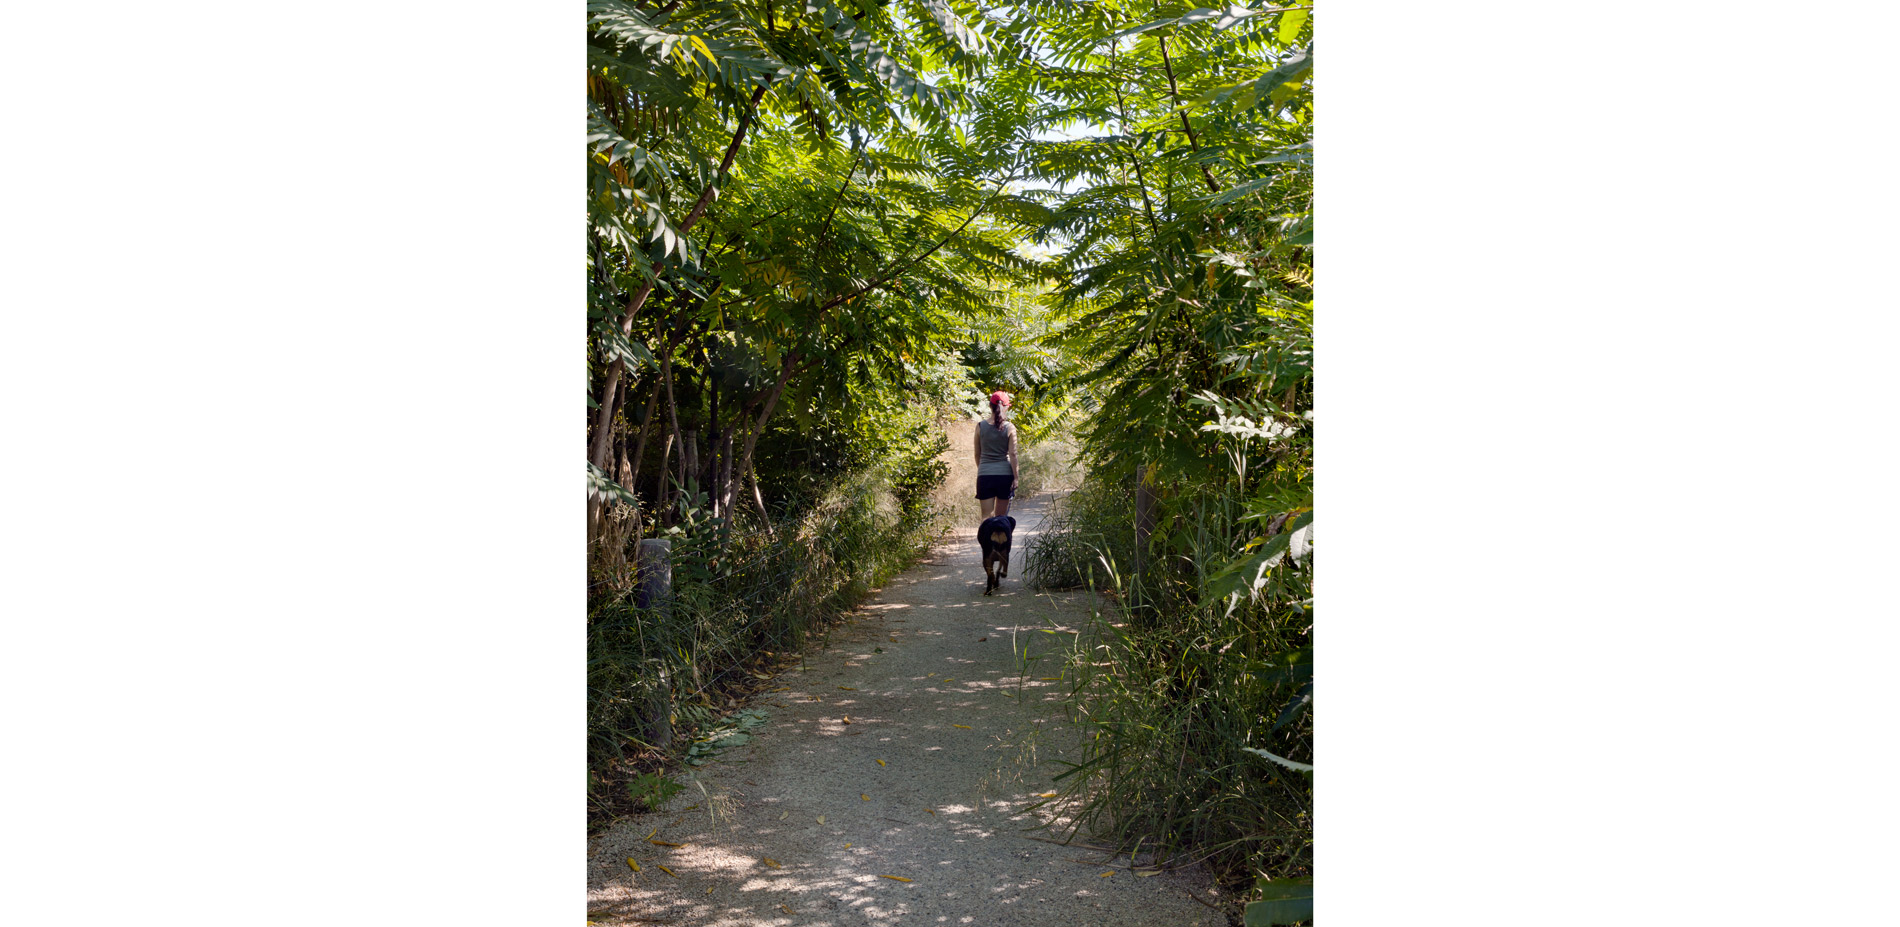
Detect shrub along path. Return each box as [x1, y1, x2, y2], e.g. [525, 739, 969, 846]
[585, 491, 1227, 926]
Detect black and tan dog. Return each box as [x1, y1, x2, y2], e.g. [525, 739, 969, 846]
[978, 515, 1016, 595]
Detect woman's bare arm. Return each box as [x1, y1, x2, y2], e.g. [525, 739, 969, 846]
[1007, 425, 1019, 485]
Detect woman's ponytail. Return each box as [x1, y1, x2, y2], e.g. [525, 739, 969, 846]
[990, 399, 1003, 428]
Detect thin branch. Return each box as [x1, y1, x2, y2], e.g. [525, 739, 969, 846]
[814, 137, 871, 247]
[677, 83, 770, 235]
[1155, 34, 1220, 194]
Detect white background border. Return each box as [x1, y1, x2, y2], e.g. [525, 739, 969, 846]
[4, 2, 1896, 924]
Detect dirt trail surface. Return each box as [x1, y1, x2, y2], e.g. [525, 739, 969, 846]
[587, 491, 1228, 926]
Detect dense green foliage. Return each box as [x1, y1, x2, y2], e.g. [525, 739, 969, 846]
[588, 465, 941, 822]
[584, 0, 1314, 917]
[1001, 0, 1315, 910]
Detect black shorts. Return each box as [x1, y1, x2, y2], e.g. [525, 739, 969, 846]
[975, 474, 1014, 500]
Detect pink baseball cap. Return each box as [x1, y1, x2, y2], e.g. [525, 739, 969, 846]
[988, 391, 1012, 406]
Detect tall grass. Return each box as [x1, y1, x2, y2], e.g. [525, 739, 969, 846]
[1028, 473, 1314, 892]
[588, 462, 947, 827]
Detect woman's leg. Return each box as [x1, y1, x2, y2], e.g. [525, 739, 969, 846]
[993, 497, 1010, 518]
[980, 496, 996, 521]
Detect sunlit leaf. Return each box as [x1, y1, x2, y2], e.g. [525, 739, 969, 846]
[1277, 6, 1309, 43]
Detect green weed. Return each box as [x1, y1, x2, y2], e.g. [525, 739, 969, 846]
[588, 462, 942, 829]
[626, 771, 685, 811]
[1028, 473, 1314, 895]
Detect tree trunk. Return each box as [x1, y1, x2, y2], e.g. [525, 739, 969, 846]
[719, 430, 735, 518]
[626, 377, 661, 509]
[616, 430, 631, 494]
[661, 343, 684, 511]
[654, 431, 673, 515]
[680, 430, 697, 509]
[587, 377, 631, 543]
[732, 352, 802, 499]
[706, 365, 722, 518]
[749, 463, 774, 535]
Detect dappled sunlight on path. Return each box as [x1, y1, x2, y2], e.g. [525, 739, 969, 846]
[586, 492, 1227, 926]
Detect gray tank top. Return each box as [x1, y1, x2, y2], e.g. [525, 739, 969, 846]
[977, 420, 1013, 476]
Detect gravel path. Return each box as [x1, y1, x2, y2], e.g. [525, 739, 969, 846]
[586, 491, 1229, 926]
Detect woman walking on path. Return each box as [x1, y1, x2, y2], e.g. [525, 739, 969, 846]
[974, 390, 1018, 522]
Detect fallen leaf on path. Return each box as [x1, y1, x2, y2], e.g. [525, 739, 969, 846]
[977, 637, 987, 642]
[762, 857, 781, 868]
[876, 759, 885, 767]
[1099, 871, 1115, 878]
[925, 808, 936, 816]
[1040, 677, 1061, 681]
[844, 843, 851, 849]
[953, 724, 972, 729]
[645, 828, 657, 840]
[779, 811, 789, 820]
[705, 886, 714, 894]
[861, 794, 870, 801]
[779, 904, 794, 915]
[626, 858, 641, 872]
[1136, 869, 1161, 878]
[942, 678, 954, 683]
[878, 875, 913, 882]
[656, 864, 677, 878]
[1037, 792, 1057, 798]
[816, 815, 826, 824]
[837, 686, 856, 691]
[648, 839, 685, 847]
